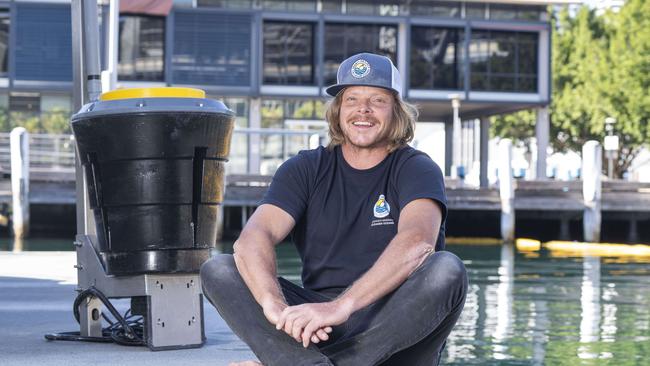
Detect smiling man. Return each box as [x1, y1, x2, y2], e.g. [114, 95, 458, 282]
[201, 53, 468, 366]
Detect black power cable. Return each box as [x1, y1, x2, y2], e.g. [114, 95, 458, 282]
[44, 286, 146, 347]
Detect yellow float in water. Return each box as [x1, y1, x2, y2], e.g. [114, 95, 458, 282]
[446, 237, 502, 245]
[544, 241, 650, 258]
[515, 238, 541, 251]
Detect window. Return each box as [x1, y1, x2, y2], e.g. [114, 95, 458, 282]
[118, 15, 165, 81]
[172, 12, 251, 86]
[324, 23, 398, 86]
[410, 27, 465, 90]
[469, 30, 538, 93]
[262, 1, 316, 12]
[263, 21, 314, 85]
[197, 0, 253, 8]
[465, 3, 486, 19]
[346, 1, 402, 16]
[409, 1, 460, 18]
[221, 97, 248, 174]
[489, 4, 543, 21]
[0, 9, 8, 76]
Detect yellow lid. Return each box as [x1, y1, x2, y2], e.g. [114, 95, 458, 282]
[100, 87, 206, 101]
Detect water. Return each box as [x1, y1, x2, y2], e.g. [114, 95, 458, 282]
[4, 239, 649, 364]
[222, 241, 650, 365]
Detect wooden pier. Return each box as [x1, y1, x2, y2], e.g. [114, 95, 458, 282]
[1, 171, 649, 243]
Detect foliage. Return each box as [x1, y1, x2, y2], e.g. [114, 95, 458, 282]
[491, 1, 650, 178]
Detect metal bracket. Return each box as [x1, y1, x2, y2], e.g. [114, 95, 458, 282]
[75, 234, 204, 350]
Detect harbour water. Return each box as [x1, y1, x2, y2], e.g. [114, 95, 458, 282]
[2, 238, 649, 365]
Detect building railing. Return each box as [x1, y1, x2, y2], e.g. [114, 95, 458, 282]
[0, 128, 328, 176]
[0, 132, 76, 173]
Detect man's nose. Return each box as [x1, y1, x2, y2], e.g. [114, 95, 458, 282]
[357, 99, 372, 113]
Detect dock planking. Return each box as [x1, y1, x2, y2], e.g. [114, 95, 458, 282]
[0, 173, 650, 214]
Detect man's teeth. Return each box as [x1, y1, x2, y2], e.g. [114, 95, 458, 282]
[353, 121, 372, 126]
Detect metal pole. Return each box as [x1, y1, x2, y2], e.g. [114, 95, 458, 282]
[101, 0, 119, 92]
[450, 94, 462, 179]
[10, 127, 29, 241]
[582, 140, 602, 242]
[82, 0, 103, 102]
[498, 139, 514, 242]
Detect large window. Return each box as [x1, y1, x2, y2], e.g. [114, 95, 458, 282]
[221, 98, 248, 174]
[410, 27, 464, 90]
[172, 12, 251, 86]
[324, 23, 398, 86]
[118, 15, 165, 81]
[469, 30, 538, 93]
[263, 21, 314, 85]
[197, 0, 253, 8]
[260, 99, 325, 175]
[262, 1, 316, 12]
[0, 9, 8, 76]
[490, 4, 543, 21]
[409, 1, 460, 18]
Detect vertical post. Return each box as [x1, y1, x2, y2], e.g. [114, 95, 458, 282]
[248, 98, 261, 174]
[535, 107, 549, 180]
[10, 127, 29, 240]
[499, 139, 514, 242]
[582, 141, 602, 242]
[444, 121, 453, 176]
[450, 95, 462, 179]
[82, 0, 103, 102]
[101, 0, 119, 92]
[479, 117, 490, 188]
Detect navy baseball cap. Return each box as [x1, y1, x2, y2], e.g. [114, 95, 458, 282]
[326, 53, 403, 97]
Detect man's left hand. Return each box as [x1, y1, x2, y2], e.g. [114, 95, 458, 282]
[276, 300, 354, 348]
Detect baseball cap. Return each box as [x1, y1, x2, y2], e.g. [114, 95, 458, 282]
[325, 52, 403, 97]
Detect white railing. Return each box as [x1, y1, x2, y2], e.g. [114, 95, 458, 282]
[0, 132, 76, 172]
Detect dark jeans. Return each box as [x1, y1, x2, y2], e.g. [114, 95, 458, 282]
[200, 251, 467, 366]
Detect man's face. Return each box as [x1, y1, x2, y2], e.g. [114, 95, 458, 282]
[338, 86, 395, 150]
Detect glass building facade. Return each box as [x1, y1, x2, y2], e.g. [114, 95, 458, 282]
[0, 0, 551, 176]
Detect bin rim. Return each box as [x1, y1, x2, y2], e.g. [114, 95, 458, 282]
[100, 87, 206, 101]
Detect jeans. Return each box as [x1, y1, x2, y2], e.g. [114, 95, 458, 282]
[200, 251, 468, 366]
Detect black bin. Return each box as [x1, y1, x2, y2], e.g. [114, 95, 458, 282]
[71, 88, 234, 276]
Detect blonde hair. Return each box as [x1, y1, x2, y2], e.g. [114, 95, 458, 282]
[325, 90, 418, 153]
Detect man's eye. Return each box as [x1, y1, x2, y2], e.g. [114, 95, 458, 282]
[373, 98, 387, 104]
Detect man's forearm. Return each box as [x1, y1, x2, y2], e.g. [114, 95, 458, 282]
[334, 231, 435, 314]
[233, 230, 286, 308]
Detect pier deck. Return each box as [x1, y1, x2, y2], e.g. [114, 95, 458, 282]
[2, 173, 650, 214]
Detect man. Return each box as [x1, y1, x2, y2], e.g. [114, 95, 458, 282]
[201, 53, 467, 366]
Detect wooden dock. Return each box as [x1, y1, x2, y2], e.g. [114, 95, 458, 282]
[2, 172, 650, 242]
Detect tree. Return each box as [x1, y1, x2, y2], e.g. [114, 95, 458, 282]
[599, 0, 650, 176]
[491, 3, 650, 178]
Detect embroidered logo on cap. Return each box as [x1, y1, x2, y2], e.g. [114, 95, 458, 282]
[373, 194, 390, 218]
[351, 59, 370, 78]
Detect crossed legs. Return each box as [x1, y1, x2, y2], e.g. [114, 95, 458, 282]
[200, 251, 467, 366]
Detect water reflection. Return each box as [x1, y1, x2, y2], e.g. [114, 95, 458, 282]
[578, 256, 601, 359]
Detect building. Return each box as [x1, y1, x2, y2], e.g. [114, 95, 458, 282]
[1, 0, 573, 185]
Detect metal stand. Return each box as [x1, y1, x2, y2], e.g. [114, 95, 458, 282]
[74, 235, 205, 350]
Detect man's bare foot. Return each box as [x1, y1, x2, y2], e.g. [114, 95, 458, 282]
[228, 361, 262, 366]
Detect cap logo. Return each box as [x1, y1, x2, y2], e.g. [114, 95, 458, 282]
[351, 59, 370, 78]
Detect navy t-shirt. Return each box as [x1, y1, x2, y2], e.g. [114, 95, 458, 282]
[260, 145, 447, 293]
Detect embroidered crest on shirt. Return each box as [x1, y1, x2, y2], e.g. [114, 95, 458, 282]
[371, 194, 395, 227]
[373, 194, 390, 218]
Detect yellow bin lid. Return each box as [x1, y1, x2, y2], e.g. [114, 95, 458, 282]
[100, 87, 206, 101]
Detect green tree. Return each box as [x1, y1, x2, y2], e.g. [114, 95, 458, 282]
[491, 3, 650, 178]
[598, 0, 650, 177]
[41, 108, 71, 134]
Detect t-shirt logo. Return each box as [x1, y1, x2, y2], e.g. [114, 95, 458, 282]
[373, 194, 391, 218]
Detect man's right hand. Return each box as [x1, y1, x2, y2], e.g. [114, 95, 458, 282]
[261, 297, 333, 346]
[261, 297, 287, 325]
